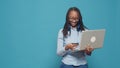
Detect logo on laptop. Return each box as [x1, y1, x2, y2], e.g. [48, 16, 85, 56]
[90, 36, 96, 43]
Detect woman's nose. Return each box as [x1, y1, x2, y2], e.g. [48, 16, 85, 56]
[72, 20, 76, 22]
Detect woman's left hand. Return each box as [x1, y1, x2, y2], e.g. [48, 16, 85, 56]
[85, 45, 94, 55]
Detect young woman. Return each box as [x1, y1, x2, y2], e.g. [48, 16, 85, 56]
[57, 7, 94, 68]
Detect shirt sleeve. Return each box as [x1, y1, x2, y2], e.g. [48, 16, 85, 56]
[56, 29, 69, 57]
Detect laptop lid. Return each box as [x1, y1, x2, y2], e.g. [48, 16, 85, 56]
[79, 29, 106, 50]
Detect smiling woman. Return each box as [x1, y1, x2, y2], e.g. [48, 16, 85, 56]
[62, 7, 87, 37]
[68, 11, 79, 27]
[57, 7, 94, 68]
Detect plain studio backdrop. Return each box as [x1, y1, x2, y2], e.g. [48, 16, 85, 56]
[0, 0, 120, 68]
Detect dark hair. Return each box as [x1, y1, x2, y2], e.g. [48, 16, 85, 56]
[62, 7, 87, 37]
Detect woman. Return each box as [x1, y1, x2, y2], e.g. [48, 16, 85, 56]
[57, 7, 94, 68]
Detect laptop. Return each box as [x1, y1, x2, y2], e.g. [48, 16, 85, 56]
[79, 29, 106, 50]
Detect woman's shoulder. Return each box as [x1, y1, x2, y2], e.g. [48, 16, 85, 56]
[57, 28, 63, 35]
[58, 28, 63, 33]
[57, 28, 64, 36]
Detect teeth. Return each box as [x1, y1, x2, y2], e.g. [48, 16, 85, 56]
[73, 23, 76, 24]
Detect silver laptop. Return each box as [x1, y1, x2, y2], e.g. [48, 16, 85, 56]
[79, 29, 106, 50]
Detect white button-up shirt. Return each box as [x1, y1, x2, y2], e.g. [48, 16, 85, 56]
[57, 28, 87, 66]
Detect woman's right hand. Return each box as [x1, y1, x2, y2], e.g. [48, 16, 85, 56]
[65, 43, 77, 50]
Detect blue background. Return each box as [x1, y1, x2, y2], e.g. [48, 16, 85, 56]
[0, 0, 119, 68]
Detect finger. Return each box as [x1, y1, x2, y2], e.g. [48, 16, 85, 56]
[70, 43, 73, 46]
[70, 44, 74, 50]
[87, 47, 89, 51]
[90, 47, 93, 51]
[88, 45, 93, 51]
[68, 44, 72, 47]
[90, 46, 94, 51]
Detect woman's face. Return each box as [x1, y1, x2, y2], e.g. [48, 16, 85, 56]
[68, 10, 79, 27]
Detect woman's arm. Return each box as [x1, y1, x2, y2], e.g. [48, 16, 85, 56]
[57, 29, 69, 56]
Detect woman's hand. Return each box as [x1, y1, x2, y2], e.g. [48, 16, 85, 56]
[85, 45, 94, 55]
[65, 43, 78, 50]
